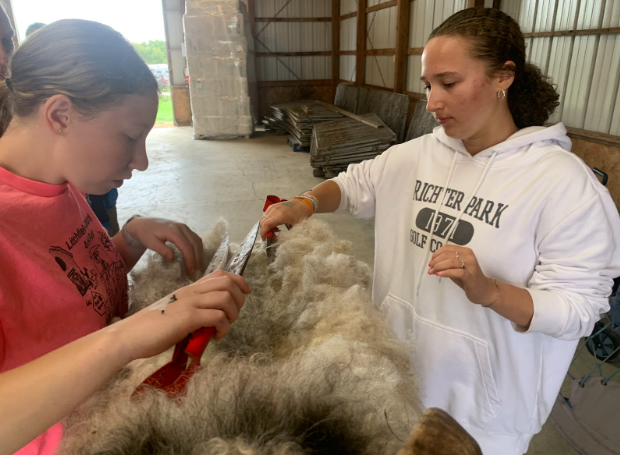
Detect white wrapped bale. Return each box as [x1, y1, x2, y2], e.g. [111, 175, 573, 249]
[184, 0, 254, 139]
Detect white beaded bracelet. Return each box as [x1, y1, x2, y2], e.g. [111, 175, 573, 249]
[297, 192, 319, 213]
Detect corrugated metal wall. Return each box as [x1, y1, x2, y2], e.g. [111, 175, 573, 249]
[339, 0, 357, 82]
[163, 0, 186, 85]
[246, 0, 619, 138]
[365, 6, 397, 88]
[254, 0, 332, 81]
[340, 14, 357, 82]
[340, 0, 357, 15]
[502, 0, 620, 136]
[367, 0, 394, 6]
[255, 0, 330, 16]
[406, 0, 467, 93]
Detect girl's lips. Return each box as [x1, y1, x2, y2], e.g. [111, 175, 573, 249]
[437, 117, 452, 125]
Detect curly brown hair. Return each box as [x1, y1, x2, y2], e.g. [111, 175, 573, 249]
[428, 7, 560, 129]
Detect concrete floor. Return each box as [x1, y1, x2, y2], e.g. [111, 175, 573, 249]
[117, 126, 591, 455]
[118, 127, 375, 266]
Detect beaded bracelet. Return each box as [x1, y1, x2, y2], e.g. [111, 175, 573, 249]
[292, 197, 314, 215]
[297, 192, 319, 213]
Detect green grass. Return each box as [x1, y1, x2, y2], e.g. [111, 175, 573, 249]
[156, 96, 174, 125]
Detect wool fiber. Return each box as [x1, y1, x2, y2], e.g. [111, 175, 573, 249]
[58, 219, 421, 455]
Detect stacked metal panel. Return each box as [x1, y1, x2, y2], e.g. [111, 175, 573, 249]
[266, 100, 344, 148]
[334, 83, 409, 143]
[405, 100, 438, 142]
[184, 0, 254, 139]
[310, 113, 396, 178]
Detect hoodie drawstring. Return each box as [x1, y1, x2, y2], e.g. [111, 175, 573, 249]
[414, 152, 457, 296]
[414, 151, 498, 297]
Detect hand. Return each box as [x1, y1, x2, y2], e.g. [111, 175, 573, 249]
[126, 217, 203, 275]
[428, 245, 496, 306]
[115, 270, 251, 361]
[259, 199, 311, 240]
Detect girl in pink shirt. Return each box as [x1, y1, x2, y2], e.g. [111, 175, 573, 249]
[0, 19, 249, 455]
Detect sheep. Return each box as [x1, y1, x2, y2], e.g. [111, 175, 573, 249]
[56, 219, 480, 455]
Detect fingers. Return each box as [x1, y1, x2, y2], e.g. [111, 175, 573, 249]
[428, 258, 466, 276]
[124, 271, 249, 359]
[259, 213, 281, 239]
[149, 242, 176, 263]
[430, 244, 460, 261]
[193, 290, 240, 326]
[259, 200, 310, 239]
[163, 224, 201, 275]
[188, 280, 247, 338]
[429, 246, 472, 270]
[260, 204, 289, 239]
[181, 224, 204, 274]
[175, 306, 232, 341]
[163, 273, 250, 340]
[433, 268, 466, 281]
[196, 269, 252, 295]
[189, 273, 248, 312]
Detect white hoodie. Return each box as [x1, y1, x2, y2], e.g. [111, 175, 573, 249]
[332, 123, 620, 455]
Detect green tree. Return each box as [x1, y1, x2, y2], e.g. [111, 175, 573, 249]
[132, 40, 167, 65]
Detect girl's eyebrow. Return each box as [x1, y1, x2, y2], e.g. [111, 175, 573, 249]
[420, 71, 460, 82]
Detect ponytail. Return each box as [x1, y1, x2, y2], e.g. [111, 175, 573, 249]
[508, 63, 559, 129]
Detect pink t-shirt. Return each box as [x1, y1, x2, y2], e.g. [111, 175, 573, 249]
[0, 166, 128, 455]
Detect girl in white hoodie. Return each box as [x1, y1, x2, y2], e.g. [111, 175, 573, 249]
[260, 7, 620, 455]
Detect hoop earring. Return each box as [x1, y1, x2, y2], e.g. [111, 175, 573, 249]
[497, 89, 506, 100]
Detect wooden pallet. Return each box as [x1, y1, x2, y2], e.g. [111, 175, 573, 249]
[287, 136, 310, 152]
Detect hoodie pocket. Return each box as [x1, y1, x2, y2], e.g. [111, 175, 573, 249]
[380, 293, 502, 430]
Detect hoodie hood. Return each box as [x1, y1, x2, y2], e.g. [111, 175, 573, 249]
[432, 122, 572, 159]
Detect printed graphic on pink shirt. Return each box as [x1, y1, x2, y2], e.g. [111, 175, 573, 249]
[49, 213, 127, 324]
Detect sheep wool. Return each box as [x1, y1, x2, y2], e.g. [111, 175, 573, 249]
[57, 219, 422, 455]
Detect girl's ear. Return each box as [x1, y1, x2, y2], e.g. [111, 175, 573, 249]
[496, 60, 516, 92]
[43, 94, 74, 134]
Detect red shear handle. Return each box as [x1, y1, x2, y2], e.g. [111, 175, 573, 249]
[263, 195, 285, 212]
[185, 326, 216, 359]
[263, 195, 293, 236]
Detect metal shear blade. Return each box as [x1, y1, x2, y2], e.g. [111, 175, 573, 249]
[132, 221, 260, 400]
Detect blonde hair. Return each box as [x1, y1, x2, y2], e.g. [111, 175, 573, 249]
[0, 19, 157, 133]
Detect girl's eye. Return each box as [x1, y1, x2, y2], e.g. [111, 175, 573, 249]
[444, 82, 455, 88]
[125, 135, 138, 143]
